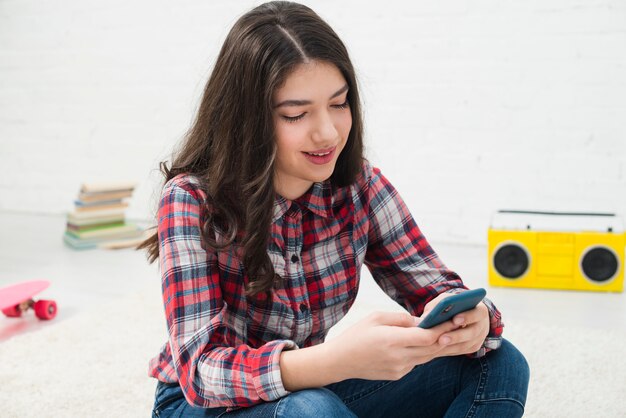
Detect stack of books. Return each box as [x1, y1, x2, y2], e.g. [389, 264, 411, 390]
[63, 181, 145, 250]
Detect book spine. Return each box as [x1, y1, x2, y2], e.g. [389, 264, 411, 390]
[74, 202, 129, 213]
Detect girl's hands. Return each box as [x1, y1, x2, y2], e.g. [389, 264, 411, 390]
[280, 294, 491, 391]
[325, 311, 458, 381]
[419, 293, 491, 357]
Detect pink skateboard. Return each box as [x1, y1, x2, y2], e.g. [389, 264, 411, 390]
[0, 280, 57, 320]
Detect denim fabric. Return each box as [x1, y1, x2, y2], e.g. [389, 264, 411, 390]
[152, 339, 529, 418]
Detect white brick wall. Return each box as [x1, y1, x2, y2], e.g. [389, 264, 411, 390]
[1, 0, 625, 245]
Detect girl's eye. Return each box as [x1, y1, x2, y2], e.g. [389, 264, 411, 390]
[332, 99, 349, 110]
[282, 113, 306, 123]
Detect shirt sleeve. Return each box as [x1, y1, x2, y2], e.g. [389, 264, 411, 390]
[363, 166, 503, 355]
[158, 177, 297, 409]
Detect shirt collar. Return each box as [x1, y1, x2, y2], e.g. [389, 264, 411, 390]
[272, 181, 333, 222]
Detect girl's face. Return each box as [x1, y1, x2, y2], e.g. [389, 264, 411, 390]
[272, 60, 352, 200]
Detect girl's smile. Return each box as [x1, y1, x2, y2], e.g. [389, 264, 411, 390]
[302, 146, 337, 164]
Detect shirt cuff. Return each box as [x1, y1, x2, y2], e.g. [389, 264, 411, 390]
[250, 339, 299, 402]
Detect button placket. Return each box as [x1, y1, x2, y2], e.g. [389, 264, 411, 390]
[287, 206, 312, 345]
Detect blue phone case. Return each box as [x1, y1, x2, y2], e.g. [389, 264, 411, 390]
[418, 288, 487, 329]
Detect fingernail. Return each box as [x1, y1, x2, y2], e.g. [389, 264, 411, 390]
[454, 316, 465, 325]
[441, 336, 451, 345]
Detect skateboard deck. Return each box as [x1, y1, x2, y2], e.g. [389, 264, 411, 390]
[0, 280, 57, 320]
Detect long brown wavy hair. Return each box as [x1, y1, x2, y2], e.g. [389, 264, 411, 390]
[138, 1, 364, 296]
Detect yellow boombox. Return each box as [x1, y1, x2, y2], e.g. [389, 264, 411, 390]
[488, 210, 624, 292]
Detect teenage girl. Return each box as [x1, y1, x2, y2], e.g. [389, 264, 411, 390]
[141, 2, 530, 417]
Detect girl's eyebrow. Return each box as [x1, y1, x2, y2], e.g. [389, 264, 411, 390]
[274, 84, 349, 108]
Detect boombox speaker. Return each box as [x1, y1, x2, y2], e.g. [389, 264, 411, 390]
[488, 210, 624, 292]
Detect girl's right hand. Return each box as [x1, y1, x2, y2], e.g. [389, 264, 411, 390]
[325, 311, 457, 381]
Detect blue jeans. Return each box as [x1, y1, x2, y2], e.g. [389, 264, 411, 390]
[152, 339, 529, 417]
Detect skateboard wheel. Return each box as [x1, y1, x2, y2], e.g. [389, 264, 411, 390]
[34, 300, 57, 320]
[2, 305, 22, 318]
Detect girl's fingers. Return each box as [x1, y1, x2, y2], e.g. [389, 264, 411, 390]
[436, 320, 490, 356]
[452, 302, 489, 327]
[395, 319, 460, 347]
[447, 328, 471, 345]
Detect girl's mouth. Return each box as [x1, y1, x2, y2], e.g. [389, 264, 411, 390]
[302, 147, 336, 165]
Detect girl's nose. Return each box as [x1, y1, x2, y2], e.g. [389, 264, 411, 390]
[312, 111, 339, 144]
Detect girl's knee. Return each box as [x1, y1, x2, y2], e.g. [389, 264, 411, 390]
[500, 339, 530, 379]
[278, 388, 355, 418]
[489, 339, 530, 394]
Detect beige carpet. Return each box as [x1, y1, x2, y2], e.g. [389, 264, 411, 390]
[1, 284, 625, 418]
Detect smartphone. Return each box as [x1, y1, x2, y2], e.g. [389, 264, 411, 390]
[417, 288, 487, 329]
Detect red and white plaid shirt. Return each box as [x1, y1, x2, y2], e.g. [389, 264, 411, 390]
[148, 161, 503, 409]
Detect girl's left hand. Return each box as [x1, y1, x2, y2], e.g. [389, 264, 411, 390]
[423, 295, 491, 357]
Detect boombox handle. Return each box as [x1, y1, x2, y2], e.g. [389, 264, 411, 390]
[497, 210, 616, 217]
[490, 210, 623, 233]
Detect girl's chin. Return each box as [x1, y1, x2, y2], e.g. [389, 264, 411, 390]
[307, 163, 337, 180]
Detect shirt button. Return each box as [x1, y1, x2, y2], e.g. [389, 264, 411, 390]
[291, 254, 299, 263]
[299, 303, 308, 313]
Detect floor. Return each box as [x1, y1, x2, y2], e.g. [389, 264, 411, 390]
[0, 211, 158, 342]
[1, 211, 625, 343]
